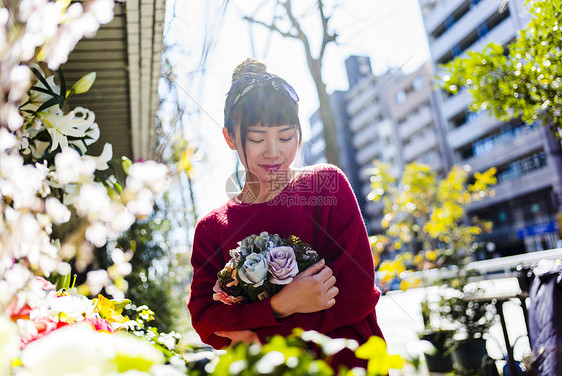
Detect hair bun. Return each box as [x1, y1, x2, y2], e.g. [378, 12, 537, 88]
[232, 58, 267, 82]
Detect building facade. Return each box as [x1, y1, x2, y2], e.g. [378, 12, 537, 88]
[419, 0, 562, 255]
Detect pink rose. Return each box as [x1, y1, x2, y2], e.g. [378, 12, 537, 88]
[212, 281, 244, 305]
[267, 246, 299, 285]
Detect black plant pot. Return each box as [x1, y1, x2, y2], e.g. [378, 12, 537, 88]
[451, 337, 488, 373]
[419, 330, 455, 373]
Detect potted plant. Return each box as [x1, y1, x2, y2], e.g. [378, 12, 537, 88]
[436, 269, 497, 375]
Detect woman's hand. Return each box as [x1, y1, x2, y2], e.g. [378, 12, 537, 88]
[215, 330, 260, 345]
[270, 259, 338, 319]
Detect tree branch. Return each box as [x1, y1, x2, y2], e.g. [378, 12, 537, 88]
[242, 15, 299, 39]
[317, 0, 337, 60]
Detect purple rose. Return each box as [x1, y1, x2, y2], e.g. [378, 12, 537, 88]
[267, 246, 299, 285]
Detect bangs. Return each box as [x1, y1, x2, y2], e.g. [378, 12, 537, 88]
[238, 85, 299, 128]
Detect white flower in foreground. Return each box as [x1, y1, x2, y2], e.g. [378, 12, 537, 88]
[0, 154, 46, 210]
[74, 182, 111, 219]
[54, 148, 95, 185]
[20, 323, 164, 376]
[86, 221, 108, 247]
[126, 161, 169, 195]
[0, 127, 17, 151]
[0, 314, 19, 375]
[86, 269, 110, 295]
[126, 188, 154, 218]
[45, 197, 71, 224]
[46, 291, 95, 320]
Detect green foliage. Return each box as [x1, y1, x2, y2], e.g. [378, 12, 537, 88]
[370, 162, 496, 265]
[440, 0, 562, 138]
[436, 271, 497, 342]
[207, 329, 401, 376]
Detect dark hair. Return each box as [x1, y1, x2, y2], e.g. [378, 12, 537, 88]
[224, 58, 302, 167]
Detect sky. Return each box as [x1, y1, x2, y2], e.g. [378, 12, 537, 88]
[163, 0, 431, 218]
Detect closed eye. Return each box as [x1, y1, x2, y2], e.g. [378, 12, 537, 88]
[248, 139, 263, 143]
[280, 137, 293, 142]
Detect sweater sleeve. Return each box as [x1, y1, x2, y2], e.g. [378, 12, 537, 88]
[187, 215, 282, 348]
[255, 165, 381, 341]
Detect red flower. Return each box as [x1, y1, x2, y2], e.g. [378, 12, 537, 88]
[86, 317, 114, 333]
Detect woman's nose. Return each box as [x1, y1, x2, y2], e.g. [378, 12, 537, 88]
[264, 139, 281, 158]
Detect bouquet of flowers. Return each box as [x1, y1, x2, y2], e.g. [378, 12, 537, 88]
[213, 232, 320, 304]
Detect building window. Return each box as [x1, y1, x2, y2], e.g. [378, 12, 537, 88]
[452, 44, 462, 58]
[477, 22, 489, 38]
[395, 90, 406, 104]
[496, 151, 547, 183]
[413, 76, 424, 91]
[445, 14, 455, 29]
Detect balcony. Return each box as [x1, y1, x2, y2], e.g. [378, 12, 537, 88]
[398, 106, 432, 140]
[431, 0, 505, 62]
[403, 130, 438, 161]
[469, 166, 553, 211]
[424, 0, 465, 35]
[353, 123, 378, 149]
[463, 127, 544, 171]
[349, 101, 383, 133]
[447, 111, 500, 149]
[468, 15, 515, 54]
[441, 89, 472, 121]
[347, 84, 382, 116]
[356, 141, 380, 166]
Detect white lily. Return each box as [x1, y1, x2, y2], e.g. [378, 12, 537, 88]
[82, 142, 112, 171]
[39, 106, 95, 151]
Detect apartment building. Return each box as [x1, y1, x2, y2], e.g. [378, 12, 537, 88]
[419, 0, 562, 255]
[344, 67, 404, 233]
[386, 62, 450, 174]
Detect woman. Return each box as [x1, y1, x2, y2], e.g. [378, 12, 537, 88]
[187, 58, 384, 369]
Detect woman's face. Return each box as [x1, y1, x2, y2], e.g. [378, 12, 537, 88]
[223, 124, 298, 187]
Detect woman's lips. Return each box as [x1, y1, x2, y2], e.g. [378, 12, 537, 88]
[261, 164, 281, 172]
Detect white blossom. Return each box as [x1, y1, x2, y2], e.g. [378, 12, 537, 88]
[54, 148, 95, 185]
[0, 314, 19, 375]
[126, 161, 170, 195]
[45, 197, 70, 224]
[85, 221, 108, 247]
[86, 269, 110, 295]
[74, 182, 111, 219]
[0, 128, 17, 151]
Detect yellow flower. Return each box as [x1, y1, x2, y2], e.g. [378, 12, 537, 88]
[355, 336, 403, 375]
[176, 147, 194, 177]
[94, 294, 128, 323]
[400, 277, 422, 291]
[425, 250, 437, 261]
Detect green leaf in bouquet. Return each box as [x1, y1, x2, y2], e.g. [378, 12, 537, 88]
[57, 67, 66, 99]
[36, 96, 60, 113]
[283, 235, 320, 266]
[31, 68, 56, 96]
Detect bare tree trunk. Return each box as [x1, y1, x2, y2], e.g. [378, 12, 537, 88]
[307, 58, 340, 165]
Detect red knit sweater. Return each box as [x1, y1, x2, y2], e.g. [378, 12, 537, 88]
[187, 163, 383, 368]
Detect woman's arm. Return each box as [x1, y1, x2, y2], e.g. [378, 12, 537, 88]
[187, 217, 282, 348]
[255, 165, 381, 341]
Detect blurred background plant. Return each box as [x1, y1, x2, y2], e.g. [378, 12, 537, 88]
[369, 161, 497, 291]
